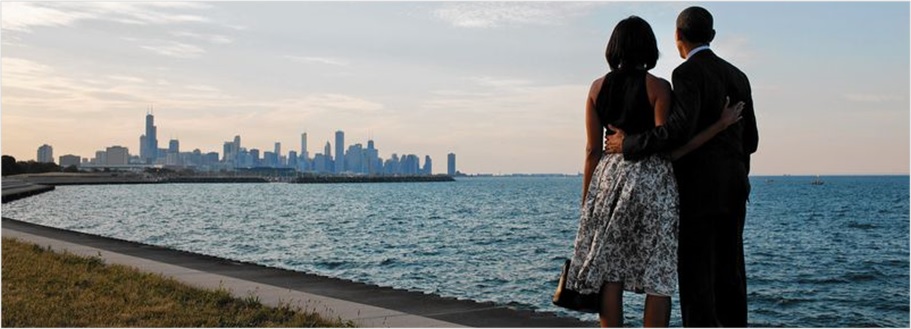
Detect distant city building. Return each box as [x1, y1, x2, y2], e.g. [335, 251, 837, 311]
[168, 139, 179, 154]
[249, 148, 260, 167]
[37, 144, 54, 163]
[263, 151, 277, 168]
[334, 130, 345, 173]
[313, 153, 328, 173]
[447, 153, 456, 176]
[275, 142, 284, 168]
[166, 139, 180, 166]
[366, 140, 380, 174]
[105, 146, 129, 165]
[399, 154, 420, 175]
[204, 152, 220, 166]
[140, 110, 158, 164]
[300, 132, 309, 160]
[59, 154, 80, 167]
[384, 153, 399, 175]
[324, 141, 333, 171]
[423, 155, 432, 175]
[223, 141, 234, 163]
[233, 135, 241, 161]
[345, 143, 364, 174]
[93, 150, 106, 165]
[288, 150, 298, 168]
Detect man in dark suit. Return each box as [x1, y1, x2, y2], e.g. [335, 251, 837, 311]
[604, 6, 759, 327]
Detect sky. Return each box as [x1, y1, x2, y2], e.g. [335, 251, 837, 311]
[1, 2, 909, 175]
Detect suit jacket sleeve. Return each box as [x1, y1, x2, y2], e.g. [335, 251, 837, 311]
[740, 74, 759, 172]
[621, 67, 700, 160]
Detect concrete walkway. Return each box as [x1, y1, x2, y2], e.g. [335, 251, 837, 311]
[2, 218, 591, 327]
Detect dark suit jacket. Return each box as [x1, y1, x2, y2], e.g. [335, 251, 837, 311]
[622, 50, 759, 217]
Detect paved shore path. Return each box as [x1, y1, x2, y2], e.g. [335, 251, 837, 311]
[1, 183, 592, 327]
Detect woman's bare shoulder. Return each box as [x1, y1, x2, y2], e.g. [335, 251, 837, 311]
[589, 75, 606, 98]
[645, 73, 672, 99]
[645, 73, 671, 90]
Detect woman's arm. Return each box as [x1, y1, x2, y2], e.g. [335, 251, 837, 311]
[669, 97, 744, 160]
[582, 78, 605, 206]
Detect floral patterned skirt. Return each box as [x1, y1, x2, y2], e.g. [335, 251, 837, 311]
[566, 153, 679, 297]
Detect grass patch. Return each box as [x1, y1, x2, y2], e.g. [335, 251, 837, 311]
[2, 237, 355, 327]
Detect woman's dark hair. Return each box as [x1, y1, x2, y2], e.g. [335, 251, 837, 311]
[676, 6, 715, 44]
[605, 16, 659, 71]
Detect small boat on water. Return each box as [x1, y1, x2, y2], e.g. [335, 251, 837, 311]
[811, 175, 824, 185]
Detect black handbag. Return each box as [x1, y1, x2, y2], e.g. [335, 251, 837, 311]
[552, 259, 600, 313]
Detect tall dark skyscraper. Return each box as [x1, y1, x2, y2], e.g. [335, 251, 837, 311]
[423, 155, 432, 175]
[300, 132, 308, 160]
[140, 109, 158, 164]
[334, 130, 345, 173]
[324, 141, 333, 171]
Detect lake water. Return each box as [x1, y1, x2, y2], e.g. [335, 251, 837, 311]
[3, 176, 908, 327]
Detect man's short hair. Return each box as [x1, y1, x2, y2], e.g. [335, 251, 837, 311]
[677, 6, 715, 44]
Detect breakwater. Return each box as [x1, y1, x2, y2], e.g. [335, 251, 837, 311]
[1, 180, 55, 203]
[164, 177, 268, 183]
[291, 175, 455, 184]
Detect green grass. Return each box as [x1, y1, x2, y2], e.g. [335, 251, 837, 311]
[1, 237, 355, 327]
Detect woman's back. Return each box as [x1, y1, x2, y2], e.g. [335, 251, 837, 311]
[595, 69, 656, 136]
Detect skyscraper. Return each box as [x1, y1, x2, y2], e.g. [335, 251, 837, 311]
[288, 150, 298, 168]
[300, 132, 308, 159]
[223, 142, 234, 162]
[168, 139, 179, 154]
[141, 110, 158, 164]
[274, 142, 282, 166]
[324, 141, 333, 172]
[233, 135, 241, 162]
[366, 140, 379, 175]
[334, 130, 345, 173]
[37, 144, 53, 163]
[447, 153, 456, 176]
[423, 155, 432, 175]
[167, 139, 180, 166]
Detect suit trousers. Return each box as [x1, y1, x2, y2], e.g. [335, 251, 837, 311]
[678, 206, 748, 327]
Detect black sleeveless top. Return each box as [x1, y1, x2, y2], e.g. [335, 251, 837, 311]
[595, 69, 655, 136]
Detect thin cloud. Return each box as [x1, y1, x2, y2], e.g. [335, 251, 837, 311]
[107, 75, 146, 84]
[172, 31, 233, 45]
[433, 2, 601, 28]
[843, 93, 904, 103]
[284, 55, 349, 66]
[1, 2, 90, 32]
[139, 41, 205, 58]
[2, 2, 211, 32]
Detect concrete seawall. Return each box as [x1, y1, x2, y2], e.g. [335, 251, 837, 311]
[1, 179, 55, 203]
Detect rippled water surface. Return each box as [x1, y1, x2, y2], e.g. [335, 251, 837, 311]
[3, 176, 908, 327]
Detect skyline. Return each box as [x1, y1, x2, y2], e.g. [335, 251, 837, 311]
[2, 2, 909, 175]
[38, 110, 452, 176]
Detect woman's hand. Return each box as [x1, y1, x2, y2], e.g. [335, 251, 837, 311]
[720, 96, 745, 128]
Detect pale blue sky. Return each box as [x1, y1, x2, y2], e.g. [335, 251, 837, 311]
[2, 2, 908, 175]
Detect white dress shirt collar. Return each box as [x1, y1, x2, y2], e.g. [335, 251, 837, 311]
[686, 45, 711, 60]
